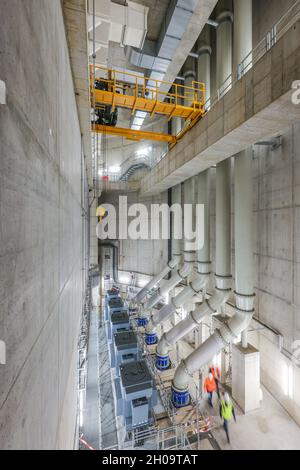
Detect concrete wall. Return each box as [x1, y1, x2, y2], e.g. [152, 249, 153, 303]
[251, 122, 300, 424]
[0, 0, 86, 449]
[253, 0, 296, 46]
[98, 191, 169, 278]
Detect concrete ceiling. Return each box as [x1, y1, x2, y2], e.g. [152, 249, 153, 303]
[104, 0, 218, 182]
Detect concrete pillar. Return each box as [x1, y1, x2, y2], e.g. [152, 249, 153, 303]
[232, 344, 260, 413]
[233, 0, 252, 78]
[197, 26, 212, 109]
[172, 80, 183, 136]
[216, 7, 233, 96]
[89, 198, 98, 266]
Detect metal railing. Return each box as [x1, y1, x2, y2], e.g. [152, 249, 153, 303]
[205, 0, 300, 111]
[90, 65, 206, 109]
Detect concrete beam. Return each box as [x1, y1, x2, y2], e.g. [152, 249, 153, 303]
[141, 19, 300, 195]
[63, 0, 92, 186]
[158, 0, 218, 97]
[98, 181, 141, 192]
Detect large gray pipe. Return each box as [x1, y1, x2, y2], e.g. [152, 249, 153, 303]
[157, 161, 232, 357]
[234, 148, 255, 347]
[146, 170, 211, 335]
[134, 184, 182, 304]
[145, 179, 196, 310]
[172, 151, 255, 393]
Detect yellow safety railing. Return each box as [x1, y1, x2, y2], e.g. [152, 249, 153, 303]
[90, 65, 206, 118]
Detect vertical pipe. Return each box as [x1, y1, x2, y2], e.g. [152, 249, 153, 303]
[172, 80, 183, 136]
[183, 57, 196, 108]
[172, 183, 182, 259]
[197, 170, 211, 265]
[216, 8, 233, 95]
[234, 149, 254, 348]
[197, 26, 211, 109]
[233, 0, 252, 77]
[168, 188, 173, 280]
[216, 159, 231, 277]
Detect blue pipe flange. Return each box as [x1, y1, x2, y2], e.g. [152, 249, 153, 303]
[137, 317, 148, 327]
[145, 332, 157, 345]
[171, 385, 190, 408]
[156, 354, 170, 371]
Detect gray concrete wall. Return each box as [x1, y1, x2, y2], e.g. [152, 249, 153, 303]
[253, 0, 296, 46]
[99, 191, 169, 277]
[0, 0, 86, 449]
[251, 122, 300, 424]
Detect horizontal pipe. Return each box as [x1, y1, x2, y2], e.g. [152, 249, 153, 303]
[134, 255, 181, 303]
[172, 303, 254, 391]
[157, 275, 231, 356]
[144, 251, 195, 309]
[146, 262, 211, 335]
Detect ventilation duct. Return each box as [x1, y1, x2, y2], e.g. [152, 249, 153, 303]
[126, 0, 199, 78]
[125, 0, 199, 129]
[88, 0, 149, 65]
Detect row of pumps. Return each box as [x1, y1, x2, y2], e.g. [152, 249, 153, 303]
[132, 151, 255, 409]
[104, 150, 255, 424]
[105, 287, 157, 432]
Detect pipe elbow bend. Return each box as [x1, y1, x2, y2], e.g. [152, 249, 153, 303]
[172, 361, 189, 391]
[157, 334, 171, 356]
[145, 320, 155, 334]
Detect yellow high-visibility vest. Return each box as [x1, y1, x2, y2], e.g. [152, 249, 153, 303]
[220, 400, 233, 421]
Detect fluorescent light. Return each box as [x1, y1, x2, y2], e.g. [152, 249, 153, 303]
[132, 124, 141, 130]
[136, 147, 151, 157]
[136, 111, 147, 118]
[133, 117, 144, 126]
[109, 166, 121, 174]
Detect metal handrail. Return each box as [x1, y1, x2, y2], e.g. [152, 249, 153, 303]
[204, 0, 300, 111]
[90, 65, 206, 108]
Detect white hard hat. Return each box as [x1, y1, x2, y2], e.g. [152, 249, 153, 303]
[224, 393, 231, 405]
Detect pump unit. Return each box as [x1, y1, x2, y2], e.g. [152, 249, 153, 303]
[104, 289, 120, 321]
[109, 330, 139, 375]
[114, 360, 157, 431]
[106, 296, 125, 322]
[107, 310, 130, 342]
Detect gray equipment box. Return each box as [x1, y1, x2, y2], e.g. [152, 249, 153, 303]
[109, 330, 139, 374]
[114, 360, 157, 431]
[107, 310, 130, 342]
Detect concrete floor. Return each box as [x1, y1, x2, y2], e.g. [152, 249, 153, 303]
[209, 386, 300, 451]
[86, 309, 300, 451]
[82, 307, 100, 450]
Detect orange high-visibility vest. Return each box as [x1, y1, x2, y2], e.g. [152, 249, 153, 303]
[204, 376, 217, 393]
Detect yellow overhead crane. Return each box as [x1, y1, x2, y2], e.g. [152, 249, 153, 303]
[90, 65, 206, 147]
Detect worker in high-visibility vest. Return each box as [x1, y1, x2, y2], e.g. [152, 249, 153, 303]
[204, 372, 217, 407]
[209, 365, 221, 399]
[219, 392, 236, 444]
